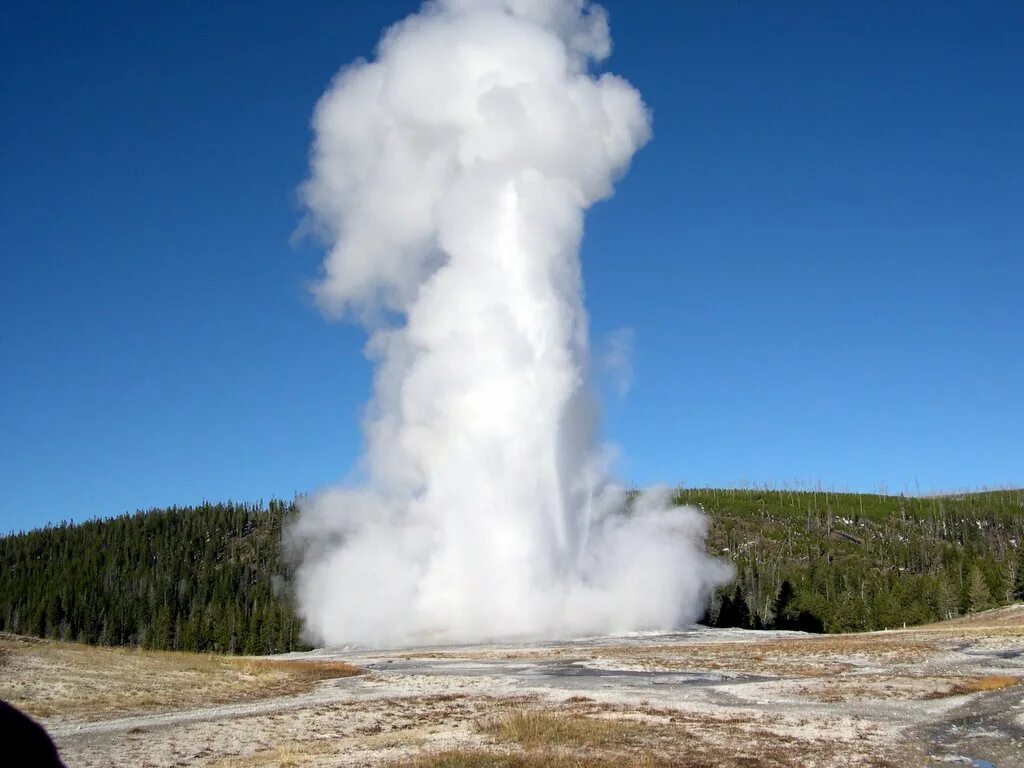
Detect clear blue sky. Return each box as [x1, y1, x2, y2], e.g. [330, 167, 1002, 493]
[2, 1, 1021, 533]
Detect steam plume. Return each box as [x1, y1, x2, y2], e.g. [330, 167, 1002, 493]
[290, 0, 731, 647]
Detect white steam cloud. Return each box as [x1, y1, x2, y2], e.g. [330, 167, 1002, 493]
[289, 0, 731, 647]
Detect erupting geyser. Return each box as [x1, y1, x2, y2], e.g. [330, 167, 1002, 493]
[289, 0, 732, 647]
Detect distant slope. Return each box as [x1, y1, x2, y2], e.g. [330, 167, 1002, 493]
[0, 501, 302, 654]
[922, 602, 1024, 629]
[686, 488, 1024, 632]
[1, 490, 1022, 652]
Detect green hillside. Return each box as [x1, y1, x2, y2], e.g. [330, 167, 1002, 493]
[0, 500, 303, 654]
[689, 488, 1024, 631]
[1, 489, 1021, 652]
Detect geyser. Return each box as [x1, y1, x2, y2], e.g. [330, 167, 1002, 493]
[289, 0, 732, 647]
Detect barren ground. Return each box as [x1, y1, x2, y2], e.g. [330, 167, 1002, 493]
[2, 605, 1022, 767]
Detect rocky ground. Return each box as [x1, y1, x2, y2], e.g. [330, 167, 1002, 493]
[2, 605, 1022, 767]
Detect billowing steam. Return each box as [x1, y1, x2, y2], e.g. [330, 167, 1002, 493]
[289, 0, 731, 647]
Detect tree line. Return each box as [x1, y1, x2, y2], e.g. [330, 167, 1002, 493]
[1, 489, 1022, 652]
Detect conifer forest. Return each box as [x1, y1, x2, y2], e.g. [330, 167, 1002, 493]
[1, 490, 1021, 653]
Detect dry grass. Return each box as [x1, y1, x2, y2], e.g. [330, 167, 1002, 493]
[808, 671, 1022, 704]
[209, 740, 339, 768]
[0, 635, 361, 722]
[393, 740, 888, 768]
[925, 674, 1020, 699]
[467, 706, 895, 768]
[392, 750, 677, 768]
[589, 643, 855, 678]
[231, 658, 361, 679]
[921, 603, 1024, 630]
[481, 709, 643, 750]
[801, 671, 1022, 703]
[760, 634, 936, 658]
[582, 629, 959, 682]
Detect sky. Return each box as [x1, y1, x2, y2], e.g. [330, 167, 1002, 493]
[1, 1, 1021, 533]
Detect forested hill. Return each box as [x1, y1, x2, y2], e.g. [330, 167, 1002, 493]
[1, 490, 1022, 654]
[0, 500, 303, 654]
[687, 488, 1024, 632]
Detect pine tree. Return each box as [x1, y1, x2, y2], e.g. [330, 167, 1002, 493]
[1014, 547, 1024, 602]
[966, 566, 992, 614]
[934, 574, 959, 621]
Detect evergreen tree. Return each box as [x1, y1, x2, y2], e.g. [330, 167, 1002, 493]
[1014, 546, 1024, 602]
[934, 574, 959, 621]
[966, 566, 993, 613]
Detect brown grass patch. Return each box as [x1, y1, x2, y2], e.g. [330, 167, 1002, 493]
[0, 635, 362, 722]
[921, 603, 1024, 630]
[231, 658, 361, 679]
[590, 644, 851, 678]
[925, 674, 1020, 699]
[469, 705, 891, 768]
[210, 739, 338, 768]
[799, 674, 963, 703]
[758, 634, 937, 660]
[583, 630, 949, 681]
[481, 709, 643, 750]
[392, 750, 675, 768]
